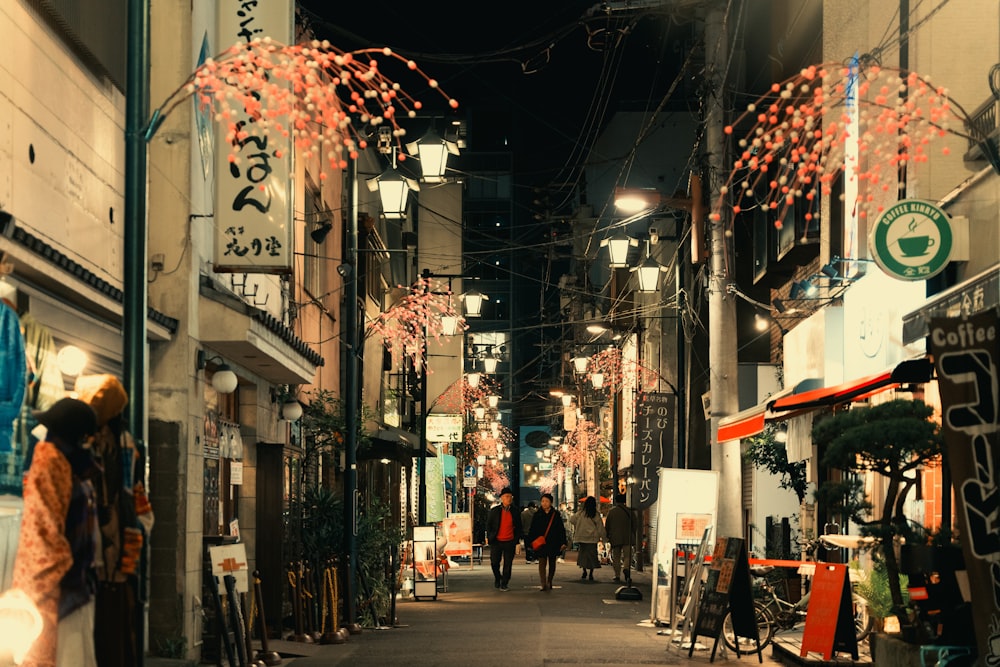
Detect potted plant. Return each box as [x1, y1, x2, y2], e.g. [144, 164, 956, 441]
[811, 398, 943, 635]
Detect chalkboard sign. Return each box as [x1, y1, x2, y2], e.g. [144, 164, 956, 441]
[800, 563, 859, 660]
[689, 537, 761, 662]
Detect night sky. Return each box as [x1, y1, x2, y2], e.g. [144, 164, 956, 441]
[296, 2, 695, 192]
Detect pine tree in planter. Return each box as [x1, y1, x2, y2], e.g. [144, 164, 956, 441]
[811, 399, 942, 624]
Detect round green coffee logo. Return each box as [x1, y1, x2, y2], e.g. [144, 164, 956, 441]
[869, 199, 952, 281]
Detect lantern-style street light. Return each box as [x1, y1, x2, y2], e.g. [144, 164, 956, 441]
[600, 231, 638, 268]
[407, 128, 460, 183]
[367, 166, 420, 219]
[632, 254, 668, 294]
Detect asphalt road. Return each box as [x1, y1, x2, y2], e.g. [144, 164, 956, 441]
[279, 550, 790, 667]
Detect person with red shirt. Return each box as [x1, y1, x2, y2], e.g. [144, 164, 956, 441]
[485, 487, 522, 591]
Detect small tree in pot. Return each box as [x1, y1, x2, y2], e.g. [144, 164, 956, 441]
[811, 399, 942, 620]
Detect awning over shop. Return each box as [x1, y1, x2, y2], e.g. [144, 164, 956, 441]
[770, 358, 933, 413]
[717, 380, 819, 442]
[717, 358, 933, 442]
[902, 262, 1000, 344]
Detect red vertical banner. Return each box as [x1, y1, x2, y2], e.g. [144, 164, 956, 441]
[930, 312, 1000, 663]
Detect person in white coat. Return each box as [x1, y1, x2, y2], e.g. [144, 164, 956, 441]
[570, 496, 606, 581]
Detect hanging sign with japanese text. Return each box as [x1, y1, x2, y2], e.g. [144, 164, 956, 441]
[214, 0, 294, 274]
[632, 392, 673, 509]
[929, 311, 1000, 664]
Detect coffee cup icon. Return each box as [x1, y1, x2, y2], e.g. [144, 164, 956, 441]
[897, 235, 935, 257]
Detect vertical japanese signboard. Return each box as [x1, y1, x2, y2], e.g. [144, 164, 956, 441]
[929, 311, 1000, 663]
[215, 0, 294, 274]
[633, 393, 673, 509]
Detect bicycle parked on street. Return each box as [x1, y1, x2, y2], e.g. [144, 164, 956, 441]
[721, 540, 873, 653]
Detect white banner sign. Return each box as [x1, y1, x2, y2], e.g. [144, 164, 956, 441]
[214, 0, 294, 273]
[426, 414, 463, 442]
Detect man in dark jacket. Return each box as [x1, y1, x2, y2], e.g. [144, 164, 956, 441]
[486, 487, 522, 591]
[604, 494, 633, 583]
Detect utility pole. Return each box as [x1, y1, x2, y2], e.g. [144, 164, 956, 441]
[704, 1, 742, 538]
[124, 1, 148, 664]
[344, 158, 359, 628]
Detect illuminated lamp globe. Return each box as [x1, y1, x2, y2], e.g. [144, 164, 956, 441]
[482, 356, 499, 373]
[211, 365, 239, 395]
[281, 399, 303, 421]
[56, 345, 88, 377]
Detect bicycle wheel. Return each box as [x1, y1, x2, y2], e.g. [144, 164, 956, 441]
[722, 601, 774, 654]
[852, 595, 873, 642]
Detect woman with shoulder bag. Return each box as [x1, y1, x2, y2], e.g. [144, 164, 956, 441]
[527, 493, 567, 591]
[570, 496, 606, 581]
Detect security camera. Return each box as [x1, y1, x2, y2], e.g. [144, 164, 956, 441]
[648, 226, 660, 244]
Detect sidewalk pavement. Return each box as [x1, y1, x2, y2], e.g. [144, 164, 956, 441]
[269, 549, 792, 667]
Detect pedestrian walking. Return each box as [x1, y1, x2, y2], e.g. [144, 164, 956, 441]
[603, 494, 632, 583]
[526, 493, 567, 591]
[570, 496, 606, 581]
[520, 501, 537, 563]
[12, 397, 100, 667]
[486, 487, 522, 591]
[558, 502, 574, 562]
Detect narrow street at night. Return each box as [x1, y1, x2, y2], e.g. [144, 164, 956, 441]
[273, 553, 792, 667]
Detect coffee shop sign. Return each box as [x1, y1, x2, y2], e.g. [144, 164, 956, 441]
[870, 198, 952, 281]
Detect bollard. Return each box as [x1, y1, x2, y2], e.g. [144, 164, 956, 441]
[251, 570, 282, 666]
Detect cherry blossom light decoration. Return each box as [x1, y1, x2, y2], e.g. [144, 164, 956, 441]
[366, 277, 466, 370]
[587, 347, 660, 396]
[714, 63, 974, 229]
[153, 38, 459, 170]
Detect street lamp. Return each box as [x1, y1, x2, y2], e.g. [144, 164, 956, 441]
[590, 372, 605, 390]
[482, 355, 499, 373]
[572, 354, 590, 374]
[462, 289, 488, 317]
[366, 166, 420, 219]
[631, 254, 668, 294]
[281, 399, 303, 421]
[406, 128, 460, 183]
[614, 187, 661, 214]
[600, 231, 638, 268]
[195, 350, 238, 394]
[441, 314, 460, 336]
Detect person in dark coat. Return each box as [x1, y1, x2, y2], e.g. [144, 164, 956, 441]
[485, 487, 522, 591]
[604, 493, 632, 583]
[527, 493, 567, 591]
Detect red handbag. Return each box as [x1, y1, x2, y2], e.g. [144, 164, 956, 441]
[531, 511, 556, 550]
